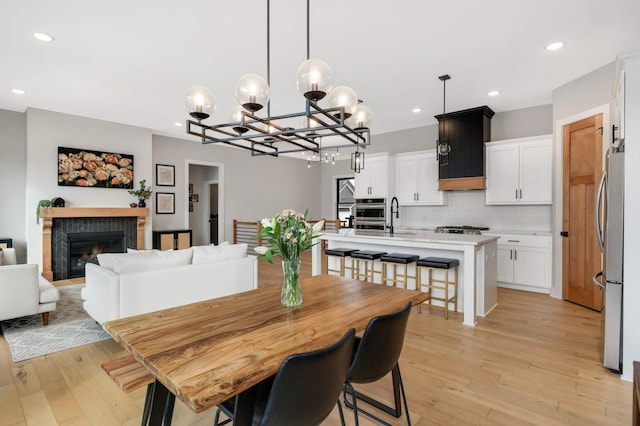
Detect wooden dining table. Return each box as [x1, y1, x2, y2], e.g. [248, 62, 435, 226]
[103, 274, 429, 425]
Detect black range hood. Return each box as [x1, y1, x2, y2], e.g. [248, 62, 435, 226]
[435, 105, 494, 191]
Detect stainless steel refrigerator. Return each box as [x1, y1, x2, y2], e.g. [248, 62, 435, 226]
[593, 143, 625, 374]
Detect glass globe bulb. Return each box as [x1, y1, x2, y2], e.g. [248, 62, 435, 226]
[296, 58, 333, 101]
[183, 85, 215, 120]
[326, 86, 358, 119]
[235, 74, 270, 112]
[229, 105, 249, 134]
[349, 104, 374, 129]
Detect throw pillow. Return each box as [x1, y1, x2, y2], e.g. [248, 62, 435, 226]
[191, 243, 247, 264]
[96, 253, 119, 270]
[156, 248, 193, 265]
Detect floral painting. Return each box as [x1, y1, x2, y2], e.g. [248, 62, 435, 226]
[58, 147, 134, 189]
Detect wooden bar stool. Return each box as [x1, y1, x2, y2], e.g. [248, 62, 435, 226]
[325, 248, 359, 277]
[351, 250, 386, 283]
[380, 253, 419, 289]
[416, 257, 459, 319]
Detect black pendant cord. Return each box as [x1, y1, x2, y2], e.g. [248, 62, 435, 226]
[306, 0, 310, 60]
[267, 0, 271, 117]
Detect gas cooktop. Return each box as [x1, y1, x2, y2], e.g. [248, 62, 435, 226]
[434, 226, 489, 235]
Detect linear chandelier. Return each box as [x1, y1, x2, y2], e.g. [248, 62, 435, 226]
[183, 0, 373, 159]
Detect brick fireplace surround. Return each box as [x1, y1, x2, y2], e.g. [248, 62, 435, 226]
[39, 208, 149, 281]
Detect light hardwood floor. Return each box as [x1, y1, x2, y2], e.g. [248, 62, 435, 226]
[0, 254, 631, 425]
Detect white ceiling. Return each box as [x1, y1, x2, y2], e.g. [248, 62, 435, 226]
[2, 0, 639, 145]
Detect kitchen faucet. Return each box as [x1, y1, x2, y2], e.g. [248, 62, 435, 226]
[388, 197, 399, 234]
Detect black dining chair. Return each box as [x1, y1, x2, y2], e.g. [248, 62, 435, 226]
[343, 302, 413, 426]
[214, 328, 356, 426]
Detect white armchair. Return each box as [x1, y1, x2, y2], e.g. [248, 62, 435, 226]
[0, 248, 60, 325]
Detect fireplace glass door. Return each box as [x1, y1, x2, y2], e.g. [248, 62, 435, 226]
[67, 231, 125, 278]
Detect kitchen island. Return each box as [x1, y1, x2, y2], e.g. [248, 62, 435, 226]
[311, 230, 499, 326]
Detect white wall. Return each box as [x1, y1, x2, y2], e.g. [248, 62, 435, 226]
[25, 108, 153, 266]
[0, 109, 27, 263]
[152, 135, 322, 243]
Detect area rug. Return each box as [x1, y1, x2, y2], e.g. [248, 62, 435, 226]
[1, 284, 111, 362]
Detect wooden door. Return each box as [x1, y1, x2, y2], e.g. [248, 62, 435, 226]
[562, 114, 603, 310]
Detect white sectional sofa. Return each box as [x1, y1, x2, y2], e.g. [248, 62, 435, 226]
[81, 243, 257, 324]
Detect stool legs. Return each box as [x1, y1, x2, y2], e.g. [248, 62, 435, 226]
[381, 262, 416, 289]
[416, 265, 458, 319]
[354, 259, 382, 283]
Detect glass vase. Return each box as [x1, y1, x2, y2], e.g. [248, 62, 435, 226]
[281, 257, 302, 308]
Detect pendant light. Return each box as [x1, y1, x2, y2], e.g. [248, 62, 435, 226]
[436, 74, 451, 166]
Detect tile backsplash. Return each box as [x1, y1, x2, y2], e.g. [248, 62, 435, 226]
[398, 190, 552, 232]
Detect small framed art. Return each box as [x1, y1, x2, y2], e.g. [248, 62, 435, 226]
[156, 192, 175, 214]
[156, 164, 175, 186]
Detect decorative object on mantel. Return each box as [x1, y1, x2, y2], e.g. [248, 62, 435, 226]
[51, 197, 65, 207]
[58, 146, 134, 189]
[182, 0, 372, 160]
[189, 194, 199, 202]
[156, 192, 175, 214]
[128, 179, 152, 207]
[156, 164, 175, 187]
[36, 199, 52, 224]
[255, 210, 324, 308]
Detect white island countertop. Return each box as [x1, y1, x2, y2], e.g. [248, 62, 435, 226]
[312, 230, 499, 326]
[325, 229, 499, 246]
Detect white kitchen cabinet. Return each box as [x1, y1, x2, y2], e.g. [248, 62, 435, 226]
[395, 150, 446, 205]
[354, 153, 392, 199]
[493, 233, 552, 293]
[485, 135, 552, 205]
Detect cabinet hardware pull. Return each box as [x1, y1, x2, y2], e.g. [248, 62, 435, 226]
[515, 189, 518, 199]
[519, 189, 522, 199]
[510, 249, 513, 260]
[514, 250, 517, 261]
[507, 239, 520, 242]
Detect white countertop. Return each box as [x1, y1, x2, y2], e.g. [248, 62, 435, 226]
[322, 229, 498, 246]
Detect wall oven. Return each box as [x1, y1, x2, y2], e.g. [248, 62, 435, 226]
[354, 198, 386, 231]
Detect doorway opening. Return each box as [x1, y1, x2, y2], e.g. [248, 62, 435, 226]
[187, 161, 224, 246]
[336, 177, 355, 228]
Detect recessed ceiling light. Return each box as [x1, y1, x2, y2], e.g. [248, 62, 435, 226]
[11, 89, 26, 95]
[174, 122, 183, 127]
[546, 41, 565, 51]
[488, 91, 500, 97]
[412, 107, 422, 113]
[33, 32, 54, 42]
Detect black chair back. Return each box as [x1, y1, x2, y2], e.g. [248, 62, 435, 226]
[347, 302, 412, 383]
[258, 328, 356, 426]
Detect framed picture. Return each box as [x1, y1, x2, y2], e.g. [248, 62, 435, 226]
[156, 192, 175, 214]
[57, 146, 134, 189]
[189, 194, 199, 202]
[189, 202, 194, 213]
[188, 183, 193, 194]
[156, 164, 175, 186]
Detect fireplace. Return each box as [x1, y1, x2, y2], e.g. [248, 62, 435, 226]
[67, 231, 125, 278]
[40, 208, 149, 281]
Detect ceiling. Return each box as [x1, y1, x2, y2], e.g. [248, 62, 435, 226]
[2, 0, 639, 150]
